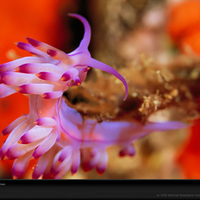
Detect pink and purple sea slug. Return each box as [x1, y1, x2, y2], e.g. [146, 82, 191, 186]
[0, 14, 186, 179]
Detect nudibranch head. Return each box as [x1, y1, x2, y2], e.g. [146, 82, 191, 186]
[0, 14, 128, 100]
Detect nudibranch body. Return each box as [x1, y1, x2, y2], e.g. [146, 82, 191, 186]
[0, 14, 186, 179]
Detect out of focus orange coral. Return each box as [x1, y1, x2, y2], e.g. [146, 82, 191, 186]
[167, 0, 200, 55]
[177, 118, 200, 179]
[167, 0, 200, 179]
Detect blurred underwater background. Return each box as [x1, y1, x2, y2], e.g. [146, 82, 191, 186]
[1, 0, 200, 179]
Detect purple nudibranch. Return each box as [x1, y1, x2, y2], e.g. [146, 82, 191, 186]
[0, 14, 186, 179]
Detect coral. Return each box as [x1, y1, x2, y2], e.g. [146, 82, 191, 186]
[167, 0, 200, 179]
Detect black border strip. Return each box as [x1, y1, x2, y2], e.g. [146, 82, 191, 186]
[0, 179, 200, 199]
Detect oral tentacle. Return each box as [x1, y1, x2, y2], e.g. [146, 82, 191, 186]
[12, 150, 34, 179]
[34, 117, 57, 127]
[2, 115, 28, 135]
[17, 63, 65, 74]
[0, 84, 17, 98]
[58, 146, 72, 162]
[85, 151, 101, 172]
[119, 144, 136, 157]
[0, 120, 30, 160]
[16, 42, 49, 59]
[20, 126, 53, 144]
[71, 149, 81, 175]
[1, 72, 40, 86]
[51, 152, 72, 176]
[32, 150, 52, 179]
[42, 91, 63, 99]
[6, 139, 44, 159]
[0, 57, 42, 73]
[50, 150, 62, 175]
[17, 83, 54, 94]
[54, 161, 71, 179]
[61, 68, 79, 81]
[32, 131, 58, 159]
[26, 37, 71, 62]
[36, 72, 61, 82]
[96, 149, 108, 175]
